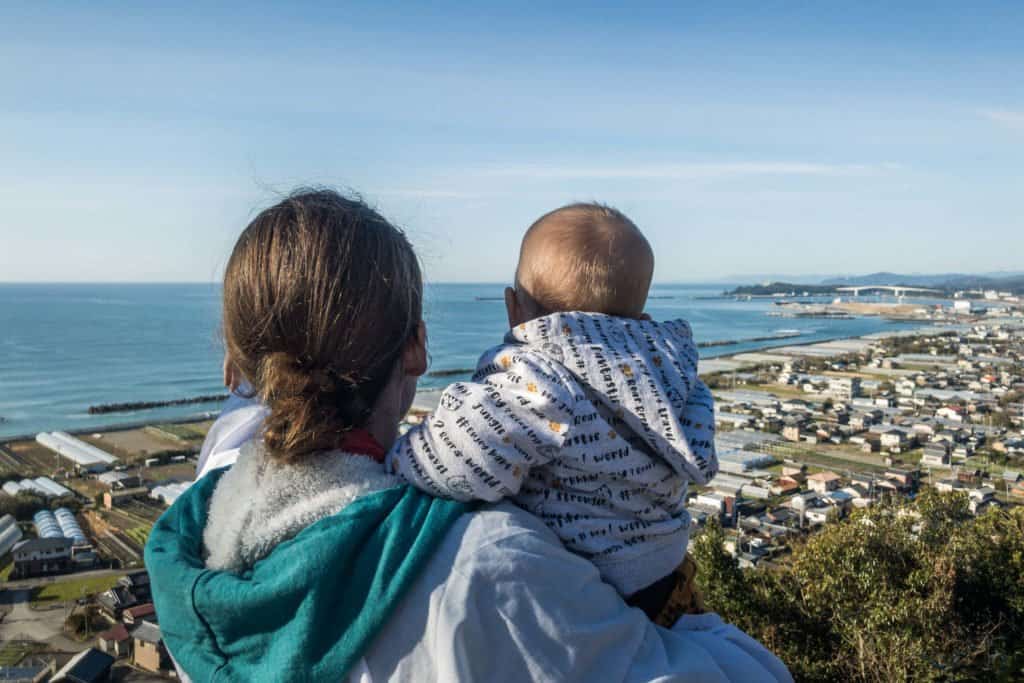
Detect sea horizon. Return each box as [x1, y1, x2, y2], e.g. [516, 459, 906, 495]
[0, 282, 925, 439]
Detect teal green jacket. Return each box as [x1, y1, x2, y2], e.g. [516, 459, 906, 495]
[143, 468, 473, 682]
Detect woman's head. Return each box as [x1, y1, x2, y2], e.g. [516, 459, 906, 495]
[223, 189, 425, 461]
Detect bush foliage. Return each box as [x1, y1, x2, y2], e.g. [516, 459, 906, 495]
[693, 491, 1024, 682]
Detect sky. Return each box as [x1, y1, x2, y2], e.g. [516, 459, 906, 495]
[1, 2, 1022, 284]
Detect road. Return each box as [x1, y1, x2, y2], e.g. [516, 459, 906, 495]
[2, 567, 125, 592]
[0, 589, 82, 652]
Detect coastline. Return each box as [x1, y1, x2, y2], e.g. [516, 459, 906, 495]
[0, 318, 989, 448]
[697, 321, 972, 375]
[0, 411, 220, 446]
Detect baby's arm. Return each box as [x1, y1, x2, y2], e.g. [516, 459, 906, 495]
[387, 347, 577, 502]
[680, 377, 718, 485]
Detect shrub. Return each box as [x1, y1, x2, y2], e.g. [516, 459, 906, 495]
[694, 492, 1024, 681]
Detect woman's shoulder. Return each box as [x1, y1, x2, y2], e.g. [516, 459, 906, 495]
[372, 501, 793, 682]
[443, 501, 571, 571]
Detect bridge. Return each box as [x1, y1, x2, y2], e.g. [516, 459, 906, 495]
[835, 285, 943, 298]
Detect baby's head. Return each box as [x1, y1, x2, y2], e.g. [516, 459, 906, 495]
[505, 202, 654, 327]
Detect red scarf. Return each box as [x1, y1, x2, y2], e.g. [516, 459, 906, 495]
[339, 428, 386, 463]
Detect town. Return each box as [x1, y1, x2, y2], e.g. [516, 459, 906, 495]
[2, 310, 1024, 681]
[691, 316, 1024, 570]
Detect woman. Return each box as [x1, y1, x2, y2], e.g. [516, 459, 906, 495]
[145, 189, 791, 682]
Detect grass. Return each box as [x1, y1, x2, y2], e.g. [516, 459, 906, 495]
[801, 452, 890, 474]
[766, 441, 892, 474]
[0, 641, 45, 666]
[758, 384, 821, 401]
[146, 423, 207, 443]
[30, 574, 123, 608]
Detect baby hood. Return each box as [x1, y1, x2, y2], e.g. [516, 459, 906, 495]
[510, 312, 718, 485]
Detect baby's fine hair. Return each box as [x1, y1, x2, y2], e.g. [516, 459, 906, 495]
[516, 202, 654, 318]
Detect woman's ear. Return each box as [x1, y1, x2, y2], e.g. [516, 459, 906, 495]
[402, 321, 428, 377]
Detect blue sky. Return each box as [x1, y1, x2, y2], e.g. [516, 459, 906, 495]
[1, 2, 1022, 283]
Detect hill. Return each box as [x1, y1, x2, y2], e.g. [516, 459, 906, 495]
[727, 272, 1024, 296]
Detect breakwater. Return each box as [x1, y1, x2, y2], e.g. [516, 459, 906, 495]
[88, 394, 228, 415]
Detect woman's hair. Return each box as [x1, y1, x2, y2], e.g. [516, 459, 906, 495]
[222, 189, 422, 461]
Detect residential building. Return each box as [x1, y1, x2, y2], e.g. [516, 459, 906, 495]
[771, 477, 801, 496]
[879, 427, 914, 452]
[97, 576, 150, 622]
[969, 487, 998, 515]
[804, 505, 839, 525]
[694, 493, 726, 514]
[103, 487, 149, 510]
[807, 471, 842, 493]
[10, 537, 72, 579]
[132, 622, 169, 673]
[51, 648, 114, 683]
[921, 441, 951, 467]
[97, 622, 132, 658]
[828, 377, 862, 400]
[123, 602, 156, 626]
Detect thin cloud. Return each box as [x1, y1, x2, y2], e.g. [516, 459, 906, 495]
[370, 189, 486, 200]
[479, 161, 902, 180]
[981, 109, 1024, 131]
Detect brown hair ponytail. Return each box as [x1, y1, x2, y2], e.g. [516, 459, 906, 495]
[222, 189, 422, 461]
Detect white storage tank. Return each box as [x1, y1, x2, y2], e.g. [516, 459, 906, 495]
[150, 481, 192, 506]
[52, 432, 118, 465]
[0, 514, 24, 556]
[2, 481, 22, 497]
[19, 479, 51, 497]
[35, 477, 72, 498]
[35, 432, 114, 472]
[54, 508, 88, 546]
[33, 510, 63, 539]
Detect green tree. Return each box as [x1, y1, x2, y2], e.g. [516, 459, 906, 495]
[0, 492, 46, 520]
[695, 495, 1024, 682]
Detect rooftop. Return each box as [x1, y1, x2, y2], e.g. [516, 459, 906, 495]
[133, 621, 162, 645]
[98, 622, 130, 642]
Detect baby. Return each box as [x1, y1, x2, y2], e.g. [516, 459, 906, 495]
[387, 202, 718, 621]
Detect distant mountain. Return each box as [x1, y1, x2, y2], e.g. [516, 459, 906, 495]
[822, 272, 1024, 289]
[823, 273, 954, 287]
[727, 283, 845, 296]
[727, 272, 1024, 297]
[711, 273, 837, 286]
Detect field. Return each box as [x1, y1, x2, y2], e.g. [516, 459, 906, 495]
[2, 440, 60, 478]
[30, 574, 123, 607]
[762, 384, 817, 400]
[80, 427, 186, 463]
[760, 440, 893, 474]
[124, 526, 151, 547]
[0, 444, 24, 479]
[81, 503, 160, 568]
[144, 421, 210, 444]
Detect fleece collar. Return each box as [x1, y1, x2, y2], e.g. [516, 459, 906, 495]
[203, 441, 402, 572]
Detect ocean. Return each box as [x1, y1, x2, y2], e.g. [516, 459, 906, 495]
[0, 283, 921, 439]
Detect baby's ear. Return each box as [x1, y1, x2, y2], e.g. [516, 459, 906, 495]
[504, 287, 520, 328]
